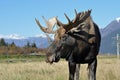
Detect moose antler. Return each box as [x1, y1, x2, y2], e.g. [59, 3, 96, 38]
[56, 13, 72, 27]
[35, 16, 57, 34]
[35, 9, 92, 42]
[56, 9, 91, 32]
[72, 9, 91, 26]
[69, 10, 92, 33]
[72, 9, 79, 23]
[79, 9, 92, 22]
[35, 17, 58, 44]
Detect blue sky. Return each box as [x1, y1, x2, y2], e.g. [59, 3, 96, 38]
[0, 0, 120, 37]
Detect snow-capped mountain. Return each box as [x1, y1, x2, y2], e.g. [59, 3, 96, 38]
[0, 34, 50, 48]
[101, 17, 120, 38]
[116, 17, 120, 23]
[100, 17, 120, 54]
[0, 34, 25, 39]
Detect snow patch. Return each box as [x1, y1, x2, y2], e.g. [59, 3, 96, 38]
[35, 34, 54, 39]
[35, 34, 47, 38]
[0, 34, 26, 39]
[0, 34, 53, 40]
[116, 17, 120, 23]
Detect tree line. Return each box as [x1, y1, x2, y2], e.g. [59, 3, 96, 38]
[0, 38, 46, 55]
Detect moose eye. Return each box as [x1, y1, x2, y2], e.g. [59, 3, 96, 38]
[61, 35, 67, 41]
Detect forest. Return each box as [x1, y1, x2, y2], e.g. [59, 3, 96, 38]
[0, 38, 46, 56]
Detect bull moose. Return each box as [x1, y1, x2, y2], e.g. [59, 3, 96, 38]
[35, 10, 101, 80]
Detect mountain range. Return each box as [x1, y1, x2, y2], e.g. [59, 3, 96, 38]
[0, 17, 120, 54]
[0, 34, 49, 48]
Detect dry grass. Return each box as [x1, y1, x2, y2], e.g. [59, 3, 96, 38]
[0, 57, 120, 80]
[97, 58, 120, 80]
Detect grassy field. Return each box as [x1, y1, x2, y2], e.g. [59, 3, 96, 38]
[0, 56, 120, 80]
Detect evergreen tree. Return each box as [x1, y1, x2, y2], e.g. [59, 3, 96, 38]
[26, 41, 30, 47]
[10, 42, 16, 47]
[0, 38, 6, 46]
[31, 43, 37, 48]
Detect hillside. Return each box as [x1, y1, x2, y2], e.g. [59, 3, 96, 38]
[100, 17, 120, 54]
